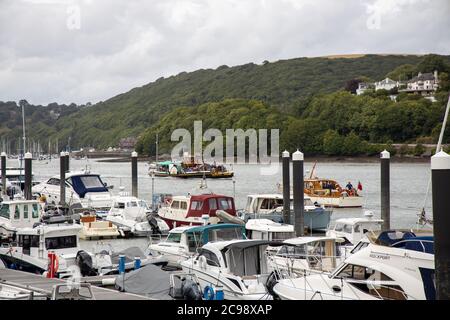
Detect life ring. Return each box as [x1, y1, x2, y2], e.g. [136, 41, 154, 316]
[203, 286, 215, 300]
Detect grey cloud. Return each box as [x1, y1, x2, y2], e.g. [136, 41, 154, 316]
[0, 0, 449, 105]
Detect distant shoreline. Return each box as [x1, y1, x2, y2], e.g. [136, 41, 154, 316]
[93, 155, 430, 164]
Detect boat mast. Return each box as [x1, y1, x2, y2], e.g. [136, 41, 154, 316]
[419, 93, 450, 226]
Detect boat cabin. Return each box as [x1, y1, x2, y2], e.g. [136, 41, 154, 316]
[274, 237, 345, 272]
[0, 200, 42, 239]
[326, 213, 383, 245]
[163, 224, 246, 253]
[245, 219, 295, 241]
[32, 171, 111, 213]
[244, 194, 316, 214]
[168, 194, 236, 219]
[13, 224, 82, 258]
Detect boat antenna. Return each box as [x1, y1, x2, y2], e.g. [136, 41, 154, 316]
[309, 161, 317, 179]
[418, 93, 450, 227]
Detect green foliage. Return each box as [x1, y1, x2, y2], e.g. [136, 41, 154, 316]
[2, 54, 450, 157]
[414, 143, 426, 156]
[386, 64, 417, 81]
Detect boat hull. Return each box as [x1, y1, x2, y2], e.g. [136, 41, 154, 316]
[242, 208, 332, 231]
[308, 195, 363, 208]
[152, 172, 234, 179]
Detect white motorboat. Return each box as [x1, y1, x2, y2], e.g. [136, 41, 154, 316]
[0, 198, 43, 240]
[32, 169, 113, 217]
[267, 236, 346, 276]
[0, 222, 83, 279]
[326, 211, 383, 246]
[107, 192, 169, 237]
[245, 219, 295, 241]
[181, 239, 280, 300]
[240, 194, 332, 231]
[148, 223, 246, 268]
[273, 230, 435, 300]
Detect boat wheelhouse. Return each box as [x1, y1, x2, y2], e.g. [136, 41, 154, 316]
[326, 211, 383, 246]
[32, 170, 112, 217]
[157, 193, 237, 229]
[0, 223, 83, 278]
[0, 199, 42, 240]
[240, 194, 332, 231]
[245, 219, 295, 242]
[273, 230, 435, 300]
[304, 178, 363, 208]
[148, 223, 246, 267]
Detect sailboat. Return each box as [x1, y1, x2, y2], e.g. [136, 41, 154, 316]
[416, 93, 450, 228]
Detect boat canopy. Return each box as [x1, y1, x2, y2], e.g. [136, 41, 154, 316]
[69, 175, 108, 198]
[369, 230, 434, 254]
[187, 223, 246, 244]
[222, 240, 280, 276]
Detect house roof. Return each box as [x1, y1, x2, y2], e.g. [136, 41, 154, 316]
[409, 72, 436, 83]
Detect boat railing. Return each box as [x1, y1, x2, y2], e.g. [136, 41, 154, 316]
[268, 251, 344, 275]
[278, 271, 418, 300]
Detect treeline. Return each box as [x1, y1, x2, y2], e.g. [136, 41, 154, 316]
[2, 54, 450, 154]
[136, 91, 449, 157]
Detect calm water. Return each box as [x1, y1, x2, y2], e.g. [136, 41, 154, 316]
[5, 157, 433, 251]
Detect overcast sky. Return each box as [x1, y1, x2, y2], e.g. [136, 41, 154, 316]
[0, 0, 449, 105]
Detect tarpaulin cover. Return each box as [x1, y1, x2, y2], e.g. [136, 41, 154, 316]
[115, 264, 172, 299]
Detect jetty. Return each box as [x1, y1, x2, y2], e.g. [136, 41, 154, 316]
[0, 269, 151, 300]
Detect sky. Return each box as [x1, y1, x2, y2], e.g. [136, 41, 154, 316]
[0, 0, 449, 105]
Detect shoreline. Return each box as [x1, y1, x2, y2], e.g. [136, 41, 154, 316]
[93, 155, 431, 164]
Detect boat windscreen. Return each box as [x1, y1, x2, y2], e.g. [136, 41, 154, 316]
[70, 175, 108, 198]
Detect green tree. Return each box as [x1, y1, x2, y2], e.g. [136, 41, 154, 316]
[322, 130, 344, 155]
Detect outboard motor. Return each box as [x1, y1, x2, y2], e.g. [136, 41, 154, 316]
[146, 212, 162, 235]
[76, 250, 98, 277]
[181, 279, 202, 300]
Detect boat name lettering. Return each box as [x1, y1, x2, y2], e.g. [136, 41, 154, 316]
[369, 253, 390, 260]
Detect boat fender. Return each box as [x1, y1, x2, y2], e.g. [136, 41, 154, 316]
[265, 270, 281, 299]
[181, 279, 202, 300]
[203, 285, 215, 300]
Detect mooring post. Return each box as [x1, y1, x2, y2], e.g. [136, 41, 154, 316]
[131, 151, 138, 198]
[380, 150, 390, 231]
[65, 151, 70, 173]
[1, 152, 6, 197]
[431, 150, 450, 300]
[282, 150, 291, 224]
[293, 150, 304, 236]
[151, 171, 155, 211]
[59, 151, 66, 206]
[24, 152, 32, 200]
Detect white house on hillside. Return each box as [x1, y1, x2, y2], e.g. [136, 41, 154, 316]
[400, 71, 439, 95]
[356, 82, 373, 95]
[374, 78, 399, 91]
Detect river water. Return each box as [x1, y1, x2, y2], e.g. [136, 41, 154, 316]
[4, 157, 433, 251]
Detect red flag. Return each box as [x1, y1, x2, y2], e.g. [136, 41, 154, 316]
[357, 181, 363, 191]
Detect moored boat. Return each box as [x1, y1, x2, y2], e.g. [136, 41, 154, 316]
[157, 193, 237, 229]
[148, 223, 246, 267]
[273, 230, 435, 300]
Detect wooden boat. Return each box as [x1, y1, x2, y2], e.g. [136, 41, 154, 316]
[304, 178, 363, 208]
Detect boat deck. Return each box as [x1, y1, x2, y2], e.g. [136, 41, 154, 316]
[0, 269, 151, 300]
